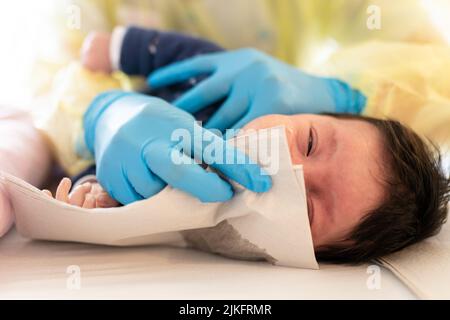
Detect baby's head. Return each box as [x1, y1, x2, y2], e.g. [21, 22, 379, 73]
[242, 113, 450, 263]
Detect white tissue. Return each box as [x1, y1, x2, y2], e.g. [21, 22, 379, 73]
[1, 126, 318, 269]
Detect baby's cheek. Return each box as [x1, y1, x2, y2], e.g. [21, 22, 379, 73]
[311, 219, 331, 249]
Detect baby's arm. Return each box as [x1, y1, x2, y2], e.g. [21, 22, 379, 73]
[43, 178, 119, 209]
[82, 26, 223, 76]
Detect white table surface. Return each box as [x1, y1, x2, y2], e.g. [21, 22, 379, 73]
[0, 228, 416, 299]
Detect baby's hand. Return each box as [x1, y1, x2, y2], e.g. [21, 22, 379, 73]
[81, 32, 112, 73]
[42, 178, 119, 208]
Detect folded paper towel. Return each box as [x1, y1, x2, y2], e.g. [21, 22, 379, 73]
[1, 126, 318, 269]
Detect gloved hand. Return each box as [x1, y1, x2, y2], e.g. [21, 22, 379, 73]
[84, 91, 271, 205]
[148, 48, 366, 132]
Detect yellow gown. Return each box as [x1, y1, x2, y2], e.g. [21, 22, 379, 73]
[34, 1, 450, 175]
[55, 0, 445, 66]
[315, 41, 450, 147]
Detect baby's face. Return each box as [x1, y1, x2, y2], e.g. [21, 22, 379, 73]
[242, 114, 387, 249]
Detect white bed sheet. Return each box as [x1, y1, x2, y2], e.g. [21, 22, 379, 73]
[0, 228, 415, 299]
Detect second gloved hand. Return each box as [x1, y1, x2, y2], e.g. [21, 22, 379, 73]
[148, 48, 366, 132]
[84, 91, 272, 205]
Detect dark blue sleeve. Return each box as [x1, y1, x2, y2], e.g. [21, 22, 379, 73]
[71, 165, 96, 184]
[120, 26, 225, 121]
[119, 26, 223, 77]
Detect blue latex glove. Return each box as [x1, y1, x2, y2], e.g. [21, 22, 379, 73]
[148, 48, 366, 132]
[84, 91, 272, 205]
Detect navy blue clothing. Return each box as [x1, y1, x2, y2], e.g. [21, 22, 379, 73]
[121, 26, 224, 110]
[74, 27, 225, 183]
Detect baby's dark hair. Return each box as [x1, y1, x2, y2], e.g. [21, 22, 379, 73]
[316, 113, 449, 264]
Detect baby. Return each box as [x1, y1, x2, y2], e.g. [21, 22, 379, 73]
[44, 26, 449, 264]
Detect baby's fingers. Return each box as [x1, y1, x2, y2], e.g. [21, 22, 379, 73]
[82, 194, 96, 209]
[96, 192, 119, 208]
[56, 178, 72, 203]
[42, 190, 52, 198]
[69, 183, 93, 207]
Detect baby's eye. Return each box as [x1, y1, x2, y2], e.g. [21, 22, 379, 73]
[306, 128, 314, 157]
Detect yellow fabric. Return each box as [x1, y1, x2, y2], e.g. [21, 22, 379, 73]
[33, 2, 449, 174]
[59, 0, 445, 66]
[33, 0, 446, 95]
[41, 42, 450, 176]
[35, 63, 137, 176]
[315, 41, 450, 147]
